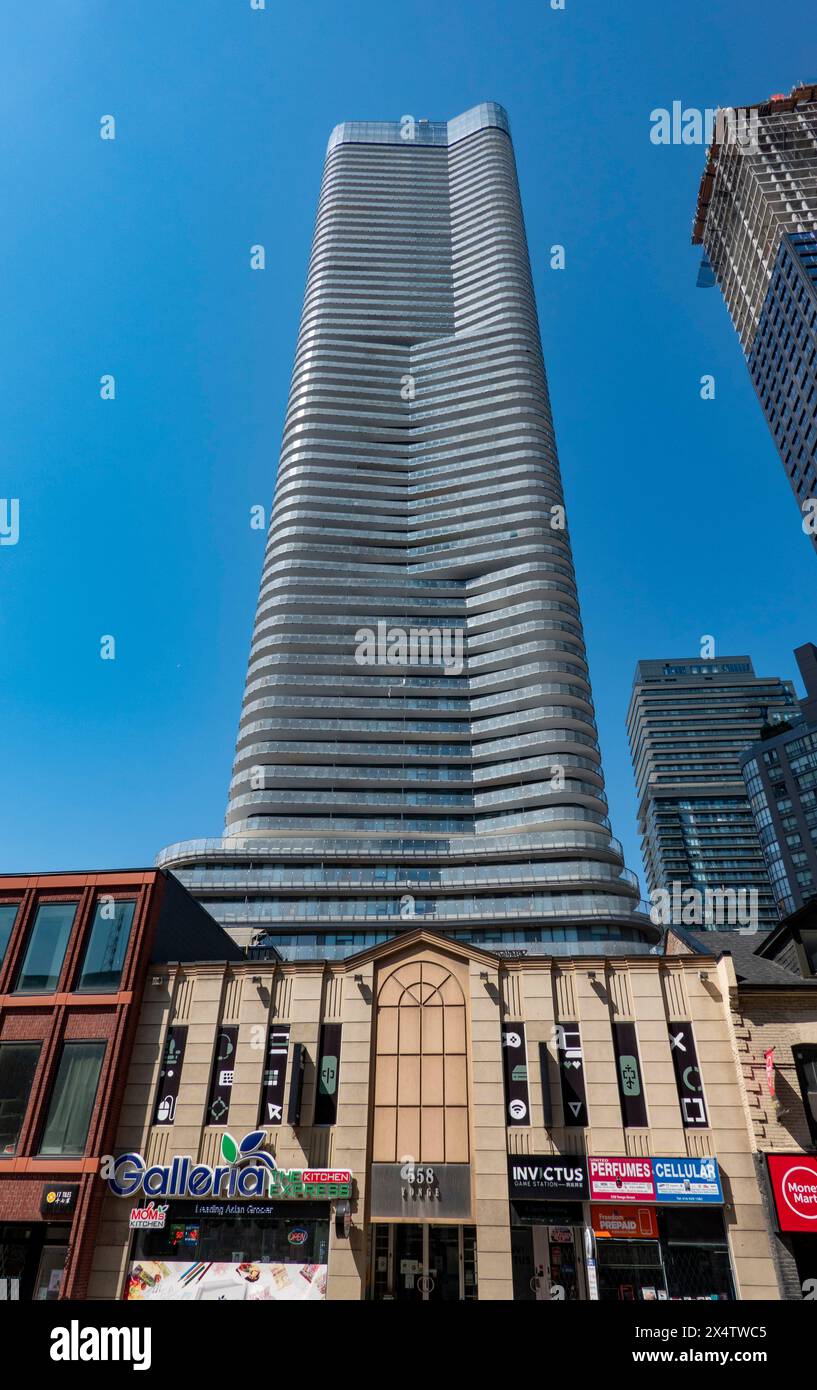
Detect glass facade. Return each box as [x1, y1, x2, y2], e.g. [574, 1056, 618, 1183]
[39, 1041, 105, 1156]
[14, 902, 78, 994]
[627, 658, 799, 928]
[158, 103, 650, 958]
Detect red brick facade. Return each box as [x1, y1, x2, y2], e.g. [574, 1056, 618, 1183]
[0, 871, 169, 1299]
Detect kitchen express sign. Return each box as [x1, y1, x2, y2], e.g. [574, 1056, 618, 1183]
[100, 1130, 352, 1201]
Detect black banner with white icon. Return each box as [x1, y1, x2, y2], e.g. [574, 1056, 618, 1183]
[557, 1022, 588, 1127]
[501, 1023, 530, 1125]
[153, 1025, 187, 1126]
[539, 1041, 554, 1127]
[206, 1024, 238, 1125]
[287, 1041, 306, 1126]
[612, 1021, 648, 1128]
[258, 1024, 290, 1127]
[314, 1023, 341, 1126]
[668, 1022, 709, 1128]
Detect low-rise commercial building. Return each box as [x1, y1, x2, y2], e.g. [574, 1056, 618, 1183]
[88, 928, 781, 1301]
[667, 925, 817, 1300]
[0, 869, 240, 1300]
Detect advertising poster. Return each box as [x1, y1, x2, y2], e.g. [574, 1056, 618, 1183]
[651, 1157, 723, 1204]
[153, 1026, 187, 1126]
[557, 1022, 588, 1127]
[767, 1153, 817, 1232]
[259, 1025, 290, 1126]
[125, 1259, 327, 1302]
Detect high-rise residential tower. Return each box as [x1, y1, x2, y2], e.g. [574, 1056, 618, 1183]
[741, 642, 817, 918]
[691, 84, 817, 552]
[627, 656, 800, 930]
[160, 103, 649, 958]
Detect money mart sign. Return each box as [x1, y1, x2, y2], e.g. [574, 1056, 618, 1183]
[100, 1130, 352, 1201]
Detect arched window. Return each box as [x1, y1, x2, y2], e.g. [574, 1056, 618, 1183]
[373, 960, 468, 1163]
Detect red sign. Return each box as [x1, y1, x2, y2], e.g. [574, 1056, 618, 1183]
[765, 1048, 776, 1098]
[767, 1154, 817, 1232]
[302, 1169, 351, 1185]
[588, 1157, 656, 1203]
[592, 1205, 658, 1239]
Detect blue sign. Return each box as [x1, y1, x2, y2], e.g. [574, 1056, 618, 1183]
[651, 1156, 723, 1204]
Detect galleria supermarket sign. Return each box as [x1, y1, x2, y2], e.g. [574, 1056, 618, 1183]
[100, 1130, 352, 1201]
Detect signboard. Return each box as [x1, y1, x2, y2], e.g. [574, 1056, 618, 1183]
[129, 1202, 169, 1230]
[125, 1259, 326, 1301]
[652, 1156, 722, 1204]
[767, 1154, 817, 1233]
[40, 1184, 79, 1219]
[153, 1026, 187, 1126]
[259, 1026, 290, 1127]
[668, 1022, 709, 1128]
[557, 1022, 588, 1127]
[369, 1162, 472, 1220]
[101, 1130, 353, 1202]
[502, 1024, 530, 1125]
[591, 1205, 659, 1239]
[506, 1154, 588, 1202]
[588, 1156, 655, 1203]
[612, 1022, 648, 1128]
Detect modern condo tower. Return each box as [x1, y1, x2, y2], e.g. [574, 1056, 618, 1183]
[160, 103, 650, 958]
[627, 656, 800, 931]
[691, 84, 817, 553]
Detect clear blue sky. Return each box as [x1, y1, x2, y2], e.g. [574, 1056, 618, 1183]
[2, 0, 815, 890]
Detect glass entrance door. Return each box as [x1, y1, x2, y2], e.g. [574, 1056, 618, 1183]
[370, 1224, 477, 1300]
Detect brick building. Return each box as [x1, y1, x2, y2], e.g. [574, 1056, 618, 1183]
[0, 869, 240, 1300]
[667, 925, 817, 1299]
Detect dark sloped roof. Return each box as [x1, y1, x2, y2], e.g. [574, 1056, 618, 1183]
[666, 927, 817, 987]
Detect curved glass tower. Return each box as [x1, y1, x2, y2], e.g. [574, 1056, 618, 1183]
[159, 103, 652, 958]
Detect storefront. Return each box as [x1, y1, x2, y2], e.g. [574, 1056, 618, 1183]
[0, 1182, 80, 1301]
[99, 1132, 351, 1302]
[766, 1153, 817, 1299]
[367, 1161, 477, 1301]
[507, 1154, 735, 1302]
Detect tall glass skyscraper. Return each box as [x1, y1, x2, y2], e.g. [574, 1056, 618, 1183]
[627, 656, 800, 930]
[691, 84, 817, 552]
[159, 103, 650, 959]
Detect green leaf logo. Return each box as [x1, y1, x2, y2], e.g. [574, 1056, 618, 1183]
[221, 1132, 238, 1164]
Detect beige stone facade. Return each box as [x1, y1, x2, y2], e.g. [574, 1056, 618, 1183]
[88, 930, 782, 1301]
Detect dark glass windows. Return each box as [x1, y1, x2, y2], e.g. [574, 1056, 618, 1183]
[0, 1043, 40, 1155]
[76, 899, 135, 992]
[0, 904, 18, 968]
[15, 903, 77, 994]
[39, 1041, 105, 1156]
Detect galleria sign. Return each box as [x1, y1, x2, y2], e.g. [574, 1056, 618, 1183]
[100, 1131, 352, 1201]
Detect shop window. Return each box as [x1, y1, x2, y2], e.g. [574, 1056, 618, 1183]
[75, 899, 136, 992]
[793, 1045, 817, 1144]
[0, 903, 19, 968]
[0, 1042, 41, 1155]
[14, 902, 77, 994]
[39, 1040, 106, 1156]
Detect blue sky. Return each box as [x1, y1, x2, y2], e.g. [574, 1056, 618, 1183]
[1, 0, 815, 889]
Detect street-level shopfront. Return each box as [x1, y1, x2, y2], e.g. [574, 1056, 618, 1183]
[508, 1154, 735, 1302]
[100, 1132, 352, 1302]
[0, 1183, 80, 1301]
[766, 1153, 817, 1298]
[367, 1161, 478, 1301]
